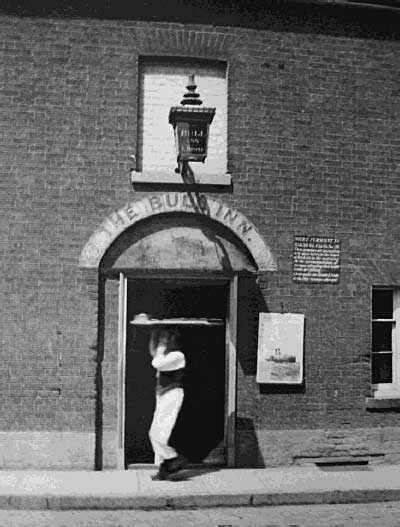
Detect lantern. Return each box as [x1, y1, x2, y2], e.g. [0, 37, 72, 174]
[168, 74, 215, 169]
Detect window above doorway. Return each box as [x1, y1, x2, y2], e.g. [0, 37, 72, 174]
[132, 57, 230, 188]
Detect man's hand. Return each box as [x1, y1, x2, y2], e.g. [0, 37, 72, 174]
[149, 329, 158, 357]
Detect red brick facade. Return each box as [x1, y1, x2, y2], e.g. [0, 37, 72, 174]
[1, 2, 400, 468]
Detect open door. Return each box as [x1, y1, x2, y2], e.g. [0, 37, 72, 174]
[124, 279, 229, 467]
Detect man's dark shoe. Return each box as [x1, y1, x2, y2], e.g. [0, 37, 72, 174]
[151, 472, 167, 481]
[166, 454, 187, 474]
[151, 464, 169, 481]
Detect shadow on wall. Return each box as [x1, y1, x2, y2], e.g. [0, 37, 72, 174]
[2, 1, 399, 41]
[236, 276, 267, 376]
[235, 277, 267, 468]
[236, 417, 266, 468]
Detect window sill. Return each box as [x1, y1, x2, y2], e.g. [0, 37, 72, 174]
[131, 170, 232, 187]
[366, 397, 400, 409]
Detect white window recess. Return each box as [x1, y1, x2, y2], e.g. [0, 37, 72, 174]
[371, 287, 400, 400]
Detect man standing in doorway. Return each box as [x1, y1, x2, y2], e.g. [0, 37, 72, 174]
[148, 327, 187, 480]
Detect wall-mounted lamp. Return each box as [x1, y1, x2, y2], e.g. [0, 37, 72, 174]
[168, 74, 215, 175]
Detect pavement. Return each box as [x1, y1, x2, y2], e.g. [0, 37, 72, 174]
[1, 464, 400, 511]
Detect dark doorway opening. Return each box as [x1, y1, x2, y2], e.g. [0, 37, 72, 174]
[124, 279, 227, 466]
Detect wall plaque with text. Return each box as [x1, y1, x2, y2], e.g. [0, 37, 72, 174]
[293, 236, 340, 284]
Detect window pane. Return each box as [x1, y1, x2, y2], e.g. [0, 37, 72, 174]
[372, 353, 392, 384]
[372, 289, 393, 319]
[372, 321, 393, 352]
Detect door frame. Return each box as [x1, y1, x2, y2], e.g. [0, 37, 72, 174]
[117, 272, 127, 469]
[225, 275, 238, 467]
[116, 272, 238, 469]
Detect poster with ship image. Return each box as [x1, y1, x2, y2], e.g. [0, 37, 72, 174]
[256, 313, 304, 384]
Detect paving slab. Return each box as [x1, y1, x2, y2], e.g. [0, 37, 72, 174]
[0, 465, 400, 510]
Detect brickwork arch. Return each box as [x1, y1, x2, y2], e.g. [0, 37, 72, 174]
[133, 25, 233, 61]
[79, 192, 277, 272]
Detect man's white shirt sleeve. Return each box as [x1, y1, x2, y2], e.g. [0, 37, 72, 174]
[151, 351, 186, 372]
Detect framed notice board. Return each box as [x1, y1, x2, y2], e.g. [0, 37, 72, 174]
[293, 236, 340, 284]
[257, 313, 304, 384]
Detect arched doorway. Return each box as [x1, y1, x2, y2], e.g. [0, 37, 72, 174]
[80, 193, 276, 469]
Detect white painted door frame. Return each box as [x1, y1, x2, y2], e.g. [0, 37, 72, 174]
[225, 274, 238, 467]
[116, 273, 238, 469]
[116, 272, 127, 469]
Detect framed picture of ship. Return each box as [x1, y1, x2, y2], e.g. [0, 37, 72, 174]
[256, 313, 304, 384]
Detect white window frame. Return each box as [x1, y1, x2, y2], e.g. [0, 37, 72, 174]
[372, 287, 400, 399]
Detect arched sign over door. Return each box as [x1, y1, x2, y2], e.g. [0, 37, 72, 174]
[79, 192, 277, 273]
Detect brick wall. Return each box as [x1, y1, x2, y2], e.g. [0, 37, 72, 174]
[1, 8, 399, 467]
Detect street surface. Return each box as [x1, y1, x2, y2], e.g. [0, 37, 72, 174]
[2, 502, 400, 526]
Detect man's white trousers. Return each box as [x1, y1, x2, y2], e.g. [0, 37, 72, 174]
[149, 387, 184, 465]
